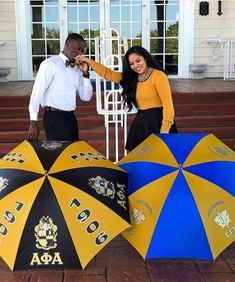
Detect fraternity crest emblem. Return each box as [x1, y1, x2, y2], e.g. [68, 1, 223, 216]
[34, 216, 58, 250]
[135, 146, 154, 156]
[41, 141, 62, 150]
[132, 208, 146, 225]
[88, 176, 115, 199]
[0, 176, 9, 192]
[214, 209, 231, 229]
[208, 145, 231, 158]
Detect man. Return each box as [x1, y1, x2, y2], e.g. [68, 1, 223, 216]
[28, 33, 93, 141]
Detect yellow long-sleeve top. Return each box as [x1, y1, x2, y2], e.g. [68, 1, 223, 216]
[89, 59, 175, 133]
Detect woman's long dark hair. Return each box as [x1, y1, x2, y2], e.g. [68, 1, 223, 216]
[120, 46, 164, 111]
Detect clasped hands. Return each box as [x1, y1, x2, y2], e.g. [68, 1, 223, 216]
[72, 55, 90, 77]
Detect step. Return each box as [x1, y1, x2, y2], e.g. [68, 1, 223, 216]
[172, 91, 235, 104]
[174, 103, 235, 116]
[175, 115, 235, 128]
[1, 92, 235, 108]
[0, 95, 97, 107]
[1, 91, 235, 161]
[0, 116, 104, 131]
[0, 105, 97, 119]
[0, 128, 120, 143]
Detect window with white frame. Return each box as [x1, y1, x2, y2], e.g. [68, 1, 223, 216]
[28, 0, 181, 77]
[30, 0, 60, 76]
[150, 0, 179, 75]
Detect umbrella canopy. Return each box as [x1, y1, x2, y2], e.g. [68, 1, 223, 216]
[118, 133, 235, 260]
[0, 140, 130, 270]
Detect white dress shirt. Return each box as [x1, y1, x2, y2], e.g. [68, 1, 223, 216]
[29, 53, 93, 121]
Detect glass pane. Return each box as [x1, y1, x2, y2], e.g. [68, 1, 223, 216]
[92, 28, 100, 38]
[112, 22, 120, 31]
[90, 23, 99, 35]
[90, 6, 99, 22]
[132, 6, 141, 21]
[155, 54, 164, 68]
[132, 22, 141, 38]
[155, 4, 165, 21]
[32, 24, 44, 38]
[165, 54, 178, 74]
[166, 5, 179, 21]
[132, 38, 141, 46]
[79, 7, 88, 22]
[32, 40, 45, 55]
[46, 24, 59, 38]
[150, 6, 157, 20]
[111, 6, 120, 21]
[121, 6, 130, 21]
[32, 7, 43, 22]
[45, 0, 58, 5]
[45, 7, 59, 22]
[87, 40, 96, 55]
[166, 22, 178, 37]
[79, 24, 89, 35]
[150, 25, 158, 37]
[166, 38, 178, 53]
[68, 23, 78, 34]
[32, 57, 45, 76]
[47, 40, 60, 55]
[150, 38, 164, 54]
[121, 23, 131, 38]
[68, 6, 77, 22]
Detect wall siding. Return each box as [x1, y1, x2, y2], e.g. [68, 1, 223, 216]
[194, 0, 235, 78]
[0, 1, 17, 81]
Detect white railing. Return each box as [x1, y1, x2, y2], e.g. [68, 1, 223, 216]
[207, 38, 235, 80]
[222, 39, 235, 80]
[94, 28, 135, 162]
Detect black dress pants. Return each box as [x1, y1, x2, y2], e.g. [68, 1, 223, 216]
[43, 110, 79, 141]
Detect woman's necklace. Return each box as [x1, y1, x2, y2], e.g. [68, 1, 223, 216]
[138, 67, 153, 82]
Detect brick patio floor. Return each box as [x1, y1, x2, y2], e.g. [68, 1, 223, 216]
[0, 79, 235, 281]
[0, 78, 235, 96]
[0, 235, 235, 281]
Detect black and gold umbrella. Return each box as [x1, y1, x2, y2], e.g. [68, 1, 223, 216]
[0, 140, 130, 270]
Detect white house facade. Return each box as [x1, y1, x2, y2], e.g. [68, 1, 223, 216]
[1, 0, 235, 81]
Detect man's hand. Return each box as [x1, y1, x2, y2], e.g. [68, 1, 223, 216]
[75, 56, 90, 78]
[28, 120, 40, 141]
[77, 60, 89, 74]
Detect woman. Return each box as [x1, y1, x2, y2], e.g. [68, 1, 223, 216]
[76, 46, 177, 151]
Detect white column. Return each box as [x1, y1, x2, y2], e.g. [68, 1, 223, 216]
[15, 0, 33, 80]
[178, 0, 194, 78]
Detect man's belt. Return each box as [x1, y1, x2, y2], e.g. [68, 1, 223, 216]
[45, 106, 74, 113]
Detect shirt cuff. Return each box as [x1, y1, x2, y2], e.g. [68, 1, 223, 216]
[29, 111, 38, 121]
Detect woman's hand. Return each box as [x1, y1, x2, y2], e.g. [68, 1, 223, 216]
[75, 55, 91, 65]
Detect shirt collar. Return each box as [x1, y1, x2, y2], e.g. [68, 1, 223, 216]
[59, 52, 69, 63]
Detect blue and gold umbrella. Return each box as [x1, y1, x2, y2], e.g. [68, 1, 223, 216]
[118, 133, 235, 260]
